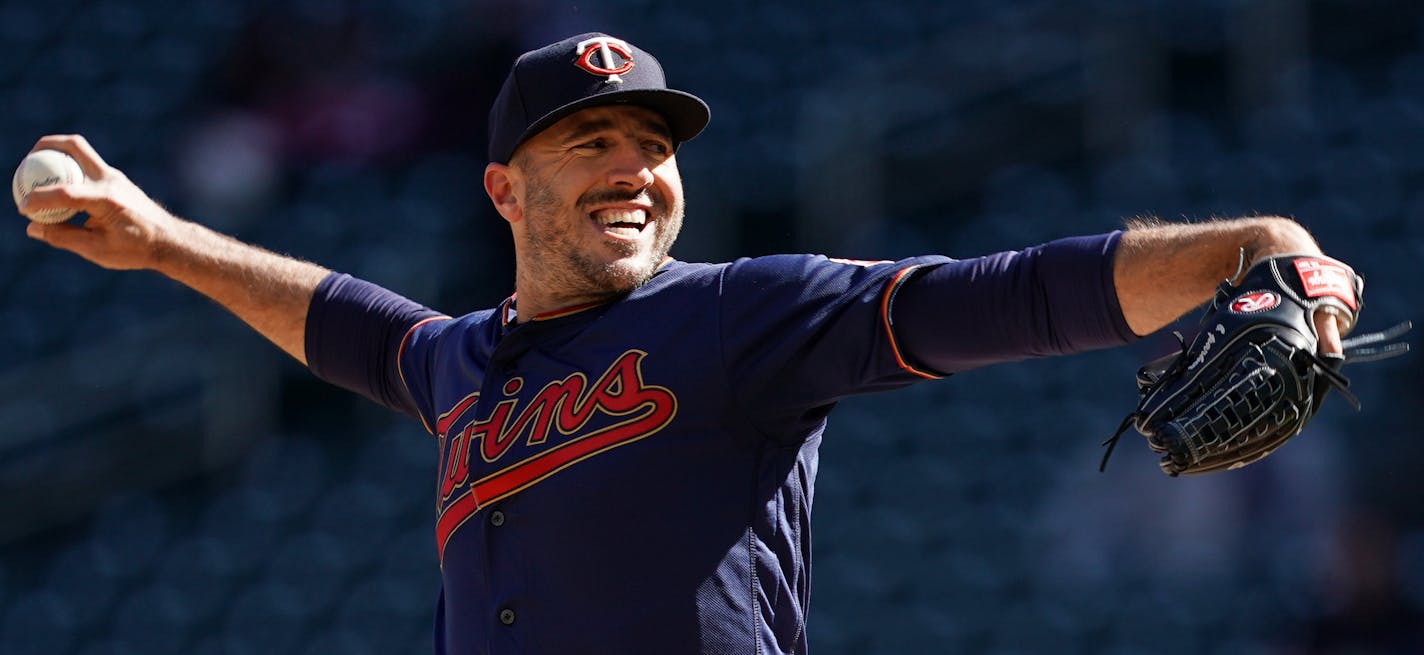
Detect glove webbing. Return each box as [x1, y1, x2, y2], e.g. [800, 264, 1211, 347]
[1158, 337, 1349, 475]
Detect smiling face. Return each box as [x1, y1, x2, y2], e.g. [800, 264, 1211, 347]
[485, 105, 685, 315]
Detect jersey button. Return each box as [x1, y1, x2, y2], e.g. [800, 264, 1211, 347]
[498, 607, 516, 625]
[490, 510, 506, 527]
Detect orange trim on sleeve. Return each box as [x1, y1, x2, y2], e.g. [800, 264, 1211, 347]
[397, 315, 453, 435]
[880, 266, 943, 380]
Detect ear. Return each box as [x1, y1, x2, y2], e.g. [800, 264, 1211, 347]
[484, 162, 523, 224]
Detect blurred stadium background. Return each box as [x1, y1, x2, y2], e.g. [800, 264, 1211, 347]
[1, 0, 1422, 653]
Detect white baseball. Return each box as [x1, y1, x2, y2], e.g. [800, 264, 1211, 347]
[13, 149, 85, 224]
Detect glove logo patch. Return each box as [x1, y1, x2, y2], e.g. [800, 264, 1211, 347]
[1229, 291, 1281, 314]
[1294, 258, 1358, 310]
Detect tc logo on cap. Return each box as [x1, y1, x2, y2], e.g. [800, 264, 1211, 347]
[575, 36, 635, 83]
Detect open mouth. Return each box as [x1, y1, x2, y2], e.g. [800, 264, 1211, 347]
[590, 208, 649, 239]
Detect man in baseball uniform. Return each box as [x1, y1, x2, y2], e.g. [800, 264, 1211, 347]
[22, 32, 1349, 654]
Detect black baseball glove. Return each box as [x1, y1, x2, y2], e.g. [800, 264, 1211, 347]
[1101, 254, 1411, 476]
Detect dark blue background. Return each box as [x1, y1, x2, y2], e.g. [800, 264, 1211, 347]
[1, 1, 1420, 653]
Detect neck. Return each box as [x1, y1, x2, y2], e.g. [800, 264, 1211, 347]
[511, 271, 623, 323]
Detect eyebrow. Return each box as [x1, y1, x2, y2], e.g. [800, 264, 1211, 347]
[560, 115, 673, 143]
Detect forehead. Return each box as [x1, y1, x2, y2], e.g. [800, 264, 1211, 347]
[537, 105, 672, 142]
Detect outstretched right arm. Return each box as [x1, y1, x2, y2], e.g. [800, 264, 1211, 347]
[20, 134, 329, 365]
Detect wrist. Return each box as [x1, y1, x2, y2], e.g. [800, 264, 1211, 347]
[1244, 217, 1321, 264]
[145, 213, 202, 274]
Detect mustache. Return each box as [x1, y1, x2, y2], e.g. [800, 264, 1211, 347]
[577, 188, 664, 211]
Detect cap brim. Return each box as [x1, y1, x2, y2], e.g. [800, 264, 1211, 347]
[511, 89, 710, 159]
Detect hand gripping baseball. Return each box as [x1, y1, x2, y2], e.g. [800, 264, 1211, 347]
[19, 134, 179, 271]
[1100, 254, 1411, 476]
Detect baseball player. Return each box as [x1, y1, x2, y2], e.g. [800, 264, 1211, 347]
[22, 32, 1352, 654]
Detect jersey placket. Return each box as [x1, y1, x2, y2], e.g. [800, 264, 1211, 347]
[477, 325, 535, 651]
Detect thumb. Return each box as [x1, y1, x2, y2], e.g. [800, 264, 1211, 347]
[1314, 308, 1344, 357]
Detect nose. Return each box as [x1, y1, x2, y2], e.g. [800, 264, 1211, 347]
[605, 142, 655, 190]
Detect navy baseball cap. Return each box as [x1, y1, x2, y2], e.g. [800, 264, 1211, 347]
[488, 32, 711, 164]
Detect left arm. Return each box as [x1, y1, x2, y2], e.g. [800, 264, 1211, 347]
[1112, 216, 1343, 354]
[888, 216, 1345, 375]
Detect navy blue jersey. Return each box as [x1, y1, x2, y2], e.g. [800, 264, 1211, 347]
[305, 233, 1136, 654]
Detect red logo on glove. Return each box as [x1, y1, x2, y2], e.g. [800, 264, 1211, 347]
[1230, 291, 1281, 313]
[1294, 258, 1357, 310]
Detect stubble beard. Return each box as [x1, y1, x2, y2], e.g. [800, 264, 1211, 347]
[520, 175, 684, 300]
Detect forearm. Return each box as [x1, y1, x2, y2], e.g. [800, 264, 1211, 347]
[150, 218, 330, 364]
[1113, 216, 1321, 336]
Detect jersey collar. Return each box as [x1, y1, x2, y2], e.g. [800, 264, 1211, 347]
[500, 257, 677, 327]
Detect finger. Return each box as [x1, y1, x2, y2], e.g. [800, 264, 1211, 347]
[1314, 309, 1343, 357]
[19, 183, 108, 215]
[26, 221, 101, 254]
[31, 134, 110, 180]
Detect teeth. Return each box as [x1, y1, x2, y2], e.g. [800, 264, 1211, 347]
[592, 209, 647, 226]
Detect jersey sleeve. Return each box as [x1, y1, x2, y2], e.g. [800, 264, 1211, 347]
[719, 234, 1137, 434]
[889, 231, 1139, 375]
[304, 273, 448, 423]
[718, 254, 953, 432]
